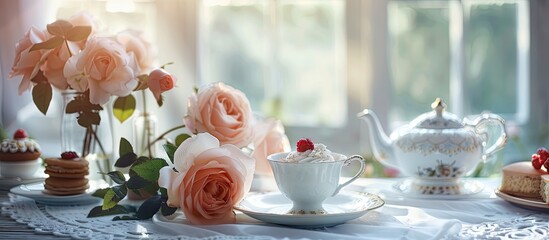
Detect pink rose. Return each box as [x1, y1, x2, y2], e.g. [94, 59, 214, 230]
[158, 133, 255, 225]
[184, 83, 254, 148]
[63, 37, 138, 105]
[251, 118, 290, 175]
[116, 29, 157, 73]
[41, 41, 81, 90]
[148, 68, 176, 102]
[9, 26, 48, 94]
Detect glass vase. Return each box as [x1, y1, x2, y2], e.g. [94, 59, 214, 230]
[132, 112, 158, 157]
[61, 90, 113, 182]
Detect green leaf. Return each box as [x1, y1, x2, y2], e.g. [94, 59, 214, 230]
[107, 171, 126, 184]
[29, 36, 64, 52]
[175, 134, 191, 147]
[119, 137, 134, 156]
[161, 202, 178, 216]
[78, 111, 101, 128]
[163, 143, 178, 164]
[136, 195, 162, 219]
[113, 215, 140, 221]
[115, 152, 138, 168]
[65, 26, 92, 41]
[87, 205, 129, 218]
[125, 174, 148, 190]
[91, 188, 110, 198]
[32, 82, 52, 115]
[142, 181, 160, 195]
[115, 137, 137, 168]
[130, 158, 168, 182]
[102, 185, 127, 210]
[113, 95, 136, 123]
[47, 20, 73, 36]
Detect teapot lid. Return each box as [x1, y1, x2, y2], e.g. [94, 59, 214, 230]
[409, 98, 463, 129]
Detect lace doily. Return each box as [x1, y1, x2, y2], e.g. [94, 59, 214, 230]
[1, 194, 273, 240]
[4, 193, 549, 240]
[446, 215, 549, 240]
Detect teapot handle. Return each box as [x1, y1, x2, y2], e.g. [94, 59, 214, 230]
[469, 113, 507, 161]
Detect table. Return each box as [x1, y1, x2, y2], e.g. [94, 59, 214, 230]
[1, 177, 548, 240]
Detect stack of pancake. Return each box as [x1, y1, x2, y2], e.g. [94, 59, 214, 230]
[44, 152, 89, 195]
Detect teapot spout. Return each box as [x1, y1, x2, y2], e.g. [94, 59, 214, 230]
[357, 109, 398, 168]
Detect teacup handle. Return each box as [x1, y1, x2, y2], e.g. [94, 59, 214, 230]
[332, 155, 366, 197]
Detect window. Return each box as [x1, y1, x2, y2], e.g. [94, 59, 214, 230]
[200, 0, 346, 128]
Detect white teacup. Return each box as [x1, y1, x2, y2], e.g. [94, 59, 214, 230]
[268, 152, 365, 214]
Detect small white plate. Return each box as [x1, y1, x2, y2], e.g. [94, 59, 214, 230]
[495, 189, 549, 211]
[234, 191, 384, 228]
[393, 178, 484, 199]
[10, 182, 102, 206]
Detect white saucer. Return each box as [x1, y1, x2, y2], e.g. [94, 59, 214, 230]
[10, 182, 102, 206]
[393, 178, 484, 199]
[495, 189, 549, 211]
[234, 191, 384, 228]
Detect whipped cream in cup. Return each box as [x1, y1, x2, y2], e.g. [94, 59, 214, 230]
[283, 144, 344, 163]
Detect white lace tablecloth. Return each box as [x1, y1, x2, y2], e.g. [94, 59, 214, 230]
[2, 178, 549, 240]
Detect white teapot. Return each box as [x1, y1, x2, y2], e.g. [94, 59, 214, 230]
[357, 98, 507, 191]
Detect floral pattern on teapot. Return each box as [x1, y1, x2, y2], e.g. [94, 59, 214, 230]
[417, 160, 464, 178]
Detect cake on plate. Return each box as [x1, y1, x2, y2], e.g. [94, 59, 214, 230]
[0, 129, 41, 178]
[500, 161, 545, 198]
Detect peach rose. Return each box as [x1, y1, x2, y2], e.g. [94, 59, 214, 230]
[9, 26, 48, 94]
[116, 29, 157, 73]
[63, 37, 138, 105]
[158, 133, 255, 225]
[251, 117, 290, 175]
[148, 68, 176, 102]
[41, 41, 81, 90]
[184, 83, 253, 148]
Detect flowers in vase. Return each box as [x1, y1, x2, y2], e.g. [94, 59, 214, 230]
[8, 12, 177, 183]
